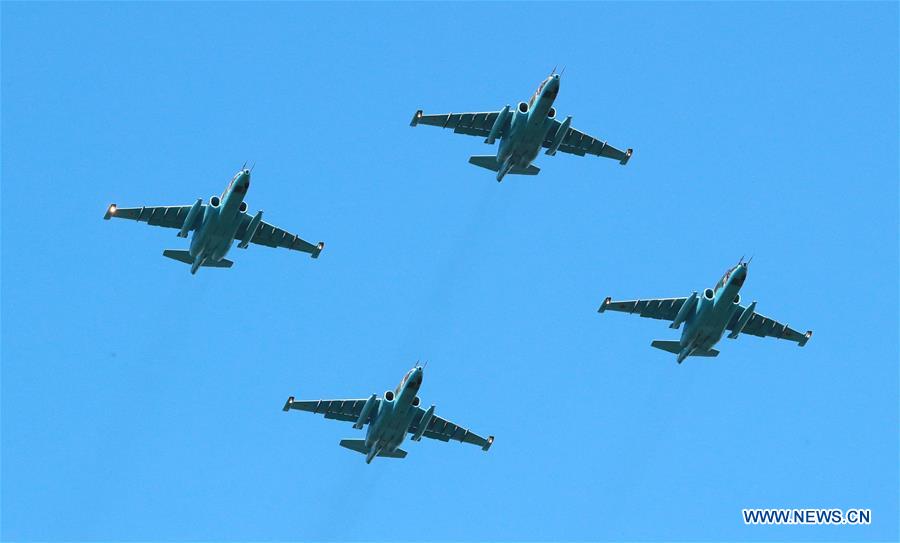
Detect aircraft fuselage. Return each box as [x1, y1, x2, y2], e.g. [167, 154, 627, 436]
[189, 170, 251, 271]
[678, 263, 748, 361]
[496, 74, 561, 179]
[363, 367, 423, 463]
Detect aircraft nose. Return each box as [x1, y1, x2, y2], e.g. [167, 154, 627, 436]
[547, 75, 560, 93]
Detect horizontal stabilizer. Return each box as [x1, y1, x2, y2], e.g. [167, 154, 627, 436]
[510, 164, 540, 175]
[162, 250, 233, 268]
[378, 448, 407, 459]
[468, 156, 540, 176]
[202, 259, 233, 268]
[650, 340, 719, 358]
[339, 439, 368, 454]
[339, 439, 407, 459]
[650, 340, 681, 354]
[691, 347, 719, 358]
[162, 249, 193, 264]
[468, 155, 500, 172]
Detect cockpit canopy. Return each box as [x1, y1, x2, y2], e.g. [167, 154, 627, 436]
[395, 368, 417, 395]
[714, 265, 738, 293]
[528, 78, 549, 108]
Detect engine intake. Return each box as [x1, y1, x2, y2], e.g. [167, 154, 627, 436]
[239, 201, 248, 213]
[517, 101, 529, 114]
[384, 390, 394, 401]
[412, 396, 420, 407]
[733, 294, 741, 305]
[209, 195, 220, 207]
[704, 288, 715, 300]
[548, 107, 556, 119]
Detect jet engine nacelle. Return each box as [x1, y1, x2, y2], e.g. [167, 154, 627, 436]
[513, 102, 530, 128]
[209, 195, 220, 207]
[384, 390, 394, 402]
[698, 288, 716, 315]
[239, 201, 248, 213]
[733, 294, 741, 305]
[547, 107, 556, 119]
[412, 396, 420, 407]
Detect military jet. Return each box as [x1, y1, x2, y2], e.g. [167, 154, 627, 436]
[283, 365, 494, 463]
[104, 167, 324, 274]
[598, 260, 812, 363]
[410, 71, 632, 181]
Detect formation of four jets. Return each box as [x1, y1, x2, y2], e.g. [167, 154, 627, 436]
[104, 72, 811, 463]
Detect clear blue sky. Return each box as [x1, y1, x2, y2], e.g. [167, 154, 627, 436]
[2, 2, 897, 542]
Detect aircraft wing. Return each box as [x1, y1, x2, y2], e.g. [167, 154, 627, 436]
[598, 296, 688, 322]
[282, 397, 380, 424]
[408, 407, 494, 451]
[726, 306, 813, 346]
[103, 204, 204, 231]
[235, 215, 324, 258]
[543, 120, 632, 165]
[410, 110, 509, 139]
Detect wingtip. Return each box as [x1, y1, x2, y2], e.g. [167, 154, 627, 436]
[311, 242, 324, 259]
[483, 435, 494, 452]
[620, 149, 633, 166]
[410, 109, 423, 127]
[598, 296, 612, 313]
[104, 203, 117, 220]
[799, 331, 812, 347]
[283, 396, 294, 412]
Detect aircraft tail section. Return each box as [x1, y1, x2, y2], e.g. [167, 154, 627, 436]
[162, 249, 194, 265]
[651, 340, 720, 360]
[510, 164, 540, 175]
[650, 340, 681, 354]
[691, 347, 720, 358]
[339, 439, 369, 455]
[468, 155, 501, 172]
[162, 250, 233, 269]
[378, 448, 407, 459]
[339, 439, 407, 460]
[468, 156, 540, 178]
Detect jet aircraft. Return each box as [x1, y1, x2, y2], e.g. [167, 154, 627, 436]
[410, 72, 632, 181]
[283, 365, 494, 463]
[104, 167, 324, 274]
[598, 260, 812, 363]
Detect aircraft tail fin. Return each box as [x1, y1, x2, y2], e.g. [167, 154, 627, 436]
[339, 439, 407, 459]
[650, 340, 681, 354]
[162, 250, 233, 268]
[468, 155, 501, 172]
